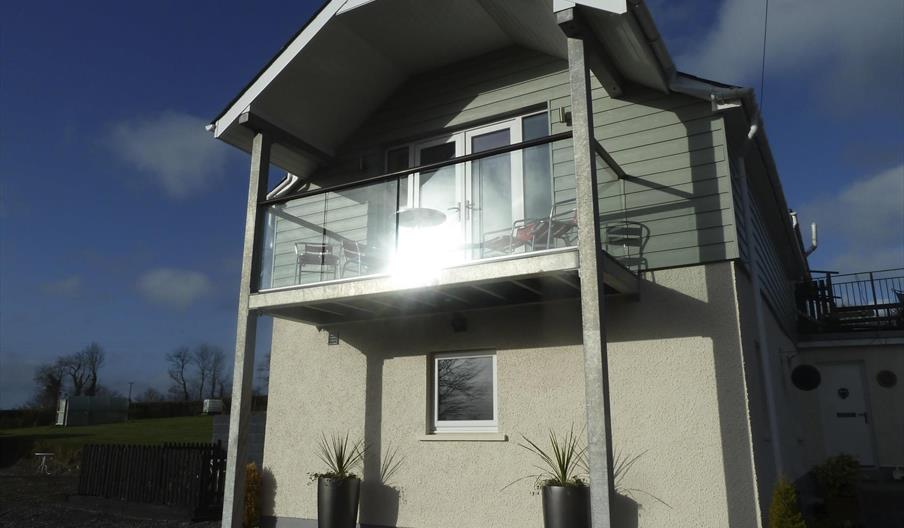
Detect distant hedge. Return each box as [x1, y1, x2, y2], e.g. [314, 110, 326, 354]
[127, 396, 267, 419]
[128, 400, 204, 420]
[0, 409, 55, 429]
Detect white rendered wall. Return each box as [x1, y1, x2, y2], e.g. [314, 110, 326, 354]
[262, 262, 761, 527]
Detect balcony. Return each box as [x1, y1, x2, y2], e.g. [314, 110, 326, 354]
[251, 133, 639, 324]
[797, 268, 904, 333]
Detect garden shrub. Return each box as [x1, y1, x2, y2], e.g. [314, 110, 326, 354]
[768, 477, 807, 528]
[244, 462, 262, 528]
[813, 454, 859, 498]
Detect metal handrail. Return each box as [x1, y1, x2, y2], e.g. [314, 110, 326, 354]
[797, 267, 904, 331]
[258, 131, 573, 207]
[811, 267, 904, 280]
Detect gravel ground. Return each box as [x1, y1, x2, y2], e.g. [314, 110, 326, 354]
[0, 464, 220, 528]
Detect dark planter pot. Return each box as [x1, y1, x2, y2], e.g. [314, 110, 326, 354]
[542, 485, 590, 528]
[317, 477, 361, 528]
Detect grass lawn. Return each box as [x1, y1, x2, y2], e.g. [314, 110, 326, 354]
[0, 416, 214, 466]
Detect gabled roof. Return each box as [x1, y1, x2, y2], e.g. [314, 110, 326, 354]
[208, 0, 687, 177]
[211, 0, 808, 277]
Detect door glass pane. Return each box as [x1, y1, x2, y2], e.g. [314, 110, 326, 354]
[436, 356, 494, 421]
[387, 147, 409, 172]
[418, 142, 457, 217]
[522, 113, 552, 221]
[471, 129, 511, 258]
[387, 147, 410, 210]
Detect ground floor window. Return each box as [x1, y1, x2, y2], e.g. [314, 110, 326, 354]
[432, 351, 497, 432]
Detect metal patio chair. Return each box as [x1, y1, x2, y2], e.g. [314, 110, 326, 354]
[481, 217, 550, 256]
[603, 221, 650, 273]
[294, 242, 339, 283]
[545, 198, 578, 249]
[340, 240, 384, 277]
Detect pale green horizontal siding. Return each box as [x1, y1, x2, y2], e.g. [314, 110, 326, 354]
[304, 46, 738, 272]
[748, 187, 798, 328]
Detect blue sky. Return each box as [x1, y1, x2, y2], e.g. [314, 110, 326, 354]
[1, 0, 902, 409]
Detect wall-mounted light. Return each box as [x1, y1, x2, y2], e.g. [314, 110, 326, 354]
[328, 331, 340, 345]
[451, 313, 467, 333]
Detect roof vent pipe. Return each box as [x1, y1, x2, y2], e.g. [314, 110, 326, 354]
[805, 222, 818, 256]
[747, 119, 759, 141]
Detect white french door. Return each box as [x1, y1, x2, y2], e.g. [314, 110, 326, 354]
[412, 136, 467, 263]
[409, 118, 524, 261]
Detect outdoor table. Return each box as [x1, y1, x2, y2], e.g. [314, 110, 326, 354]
[397, 207, 446, 228]
[34, 452, 54, 475]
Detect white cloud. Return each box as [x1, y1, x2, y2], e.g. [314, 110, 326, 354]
[40, 275, 83, 297]
[800, 164, 904, 272]
[108, 111, 231, 199]
[676, 0, 904, 112]
[136, 268, 212, 309]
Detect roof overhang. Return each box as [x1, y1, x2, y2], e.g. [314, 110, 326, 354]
[208, 0, 682, 177]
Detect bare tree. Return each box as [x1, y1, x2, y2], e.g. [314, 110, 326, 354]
[166, 347, 192, 401]
[192, 344, 215, 400]
[436, 358, 489, 420]
[208, 347, 226, 399]
[93, 384, 124, 399]
[59, 353, 89, 396]
[81, 343, 105, 396]
[29, 361, 65, 409]
[137, 387, 166, 402]
[256, 352, 271, 389]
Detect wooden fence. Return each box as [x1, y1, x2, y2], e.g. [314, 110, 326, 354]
[78, 442, 226, 520]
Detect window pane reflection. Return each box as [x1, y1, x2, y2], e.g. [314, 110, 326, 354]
[436, 356, 494, 421]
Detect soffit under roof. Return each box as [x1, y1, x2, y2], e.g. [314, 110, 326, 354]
[211, 0, 673, 175]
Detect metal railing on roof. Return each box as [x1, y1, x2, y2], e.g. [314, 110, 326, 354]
[797, 268, 904, 332]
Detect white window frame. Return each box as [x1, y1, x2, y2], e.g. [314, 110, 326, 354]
[432, 351, 498, 433]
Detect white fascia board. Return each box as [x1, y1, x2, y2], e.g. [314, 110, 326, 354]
[554, 0, 627, 14]
[213, 0, 347, 138]
[337, 0, 377, 14]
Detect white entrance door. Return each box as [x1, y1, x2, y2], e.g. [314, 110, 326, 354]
[818, 363, 876, 465]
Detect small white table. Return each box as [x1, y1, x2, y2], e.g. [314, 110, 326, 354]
[397, 207, 446, 228]
[34, 452, 54, 475]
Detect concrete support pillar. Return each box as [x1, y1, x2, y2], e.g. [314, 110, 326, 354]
[562, 10, 615, 528]
[222, 131, 271, 528]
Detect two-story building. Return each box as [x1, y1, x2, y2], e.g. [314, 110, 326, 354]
[208, 1, 903, 527]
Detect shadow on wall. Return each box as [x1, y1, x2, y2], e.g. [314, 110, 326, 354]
[608, 262, 760, 526]
[338, 299, 583, 526]
[613, 493, 639, 528]
[261, 466, 278, 519]
[358, 347, 401, 527]
[598, 92, 729, 272]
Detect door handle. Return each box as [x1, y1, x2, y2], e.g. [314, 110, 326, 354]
[464, 200, 479, 220]
[447, 202, 461, 221]
[835, 412, 869, 424]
